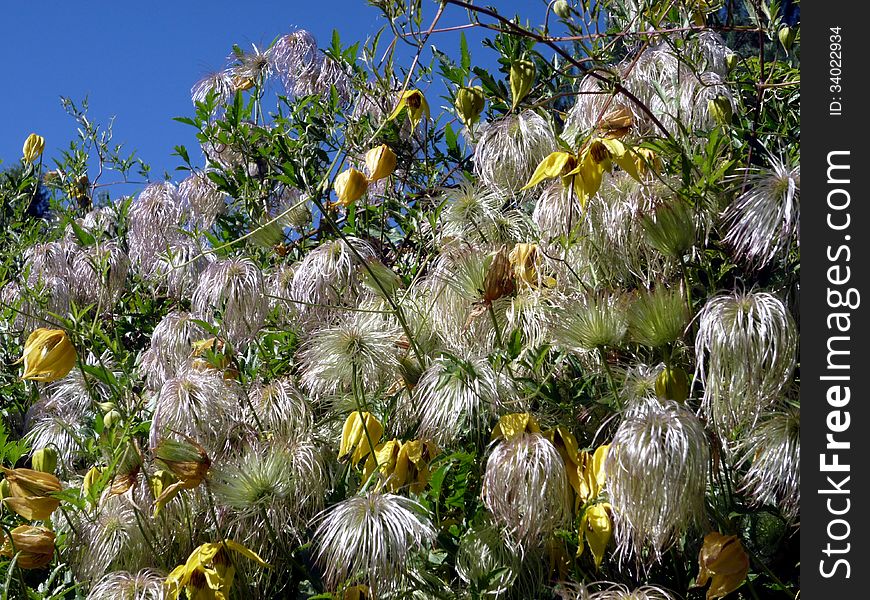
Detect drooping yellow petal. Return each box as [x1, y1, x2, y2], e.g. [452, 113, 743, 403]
[387, 90, 429, 131]
[363, 439, 401, 489]
[600, 138, 641, 182]
[491, 412, 541, 442]
[591, 444, 609, 491]
[696, 532, 750, 599]
[222, 539, 270, 568]
[578, 152, 605, 199]
[0, 525, 55, 569]
[3, 496, 61, 521]
[339, 412, 384, 466]
[578, 503, 612, 569]
[521, 151, 576, 191]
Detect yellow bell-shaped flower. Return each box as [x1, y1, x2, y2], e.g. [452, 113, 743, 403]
[334, 168, 369, 206]
[0, 525, 55, 569]
[455, 86, 485, 128]
[338, 411, 384, 466]
[696, 532, 750, 600]
[577, 502, 612, 569]
[387, 89, 430, 131]
[365, 144, 397, 182]
[491, 412, 541, 442]
[165, 539, 269, 600]
[17, 328, 76, 383]
[22, 133, 45, 163]
[0, 466, 62, 520]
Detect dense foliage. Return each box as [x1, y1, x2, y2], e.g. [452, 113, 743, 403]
[0, 1, 799, 598]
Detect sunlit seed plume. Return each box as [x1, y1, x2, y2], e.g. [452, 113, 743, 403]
[67, 494, 150, 582]
[723, 155, 800, 267]
[695, 291, 797, 438]
[290, 237, 376, 322]
[141, 311, 207, 389]
[440, 179, 532, 247]
[415, 353, 519, 445]
[230, 43, 272, 84]
[191, 69, 235, 106]
[481, 432, 572, 549]
[605, 398, 709, 564]
[178, 171, 226, 230]
[265, 264, 299, 324]
[506, 289, 551, 353]
[313, 492, 436, 597]
[192, 257, 268, 347]
[627, 286, 690, 348]
[556, 581, 679, 600]
[86, 569, 167, 600]
[269, 29, 320, 93]
[212, 438, 327, 557]
[128, 183, 185, 275]
[149, 367, 244, 454]
[455, 520, 521, 596]
[474, 110, 556, 194]
[295, 53, 353, 103]
[737, 403, 800, 522]
[533, 181, 584, 241]
[149, 238, 212, 298]
[80, 205, 119, 237]
[298, 308, 401, 397]
[619, 363, 660, 406]
[248, 378, 313, 438]
[70, 239, 130, 308]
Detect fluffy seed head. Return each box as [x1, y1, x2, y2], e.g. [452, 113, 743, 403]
[605, 398, 709, 563]
[192, 257, 268, 347]
[128, 183, 185, 274]
[723, 155, 800, 266]
[474, 110, 556, 194]
[178, 171, 226, 229]
[695, 291, 797, 437]
[86, 569, 166, 600]
[736, 404, 800, 521]
[481, 432, 572, 549]
[313, 492, 436, 597]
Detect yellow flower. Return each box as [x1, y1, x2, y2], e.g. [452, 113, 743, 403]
[491, 412, 541, 442]
[634, 147, 662, 178]
[577, 502, 612, 569]
[22, 133, 45, 163]
[696, 532, 750, 600]
[364, 144, 397, 182]
[165, 539, 269, 600]
[508, 243, 555, 288]
[0, 466, 61, 521]
[387, 89, 430, 131]
[544, 426, 583, 501]
[338, 411, 383, 466]
[577, 443, 609, 504]
[0, 525, 55, 569]
[364, 439, 439, 493]
[17, 328, 76, 383]
[31, 447, 58, 474]
[334, 168, 368, 206]
[522, 138, 642, 208]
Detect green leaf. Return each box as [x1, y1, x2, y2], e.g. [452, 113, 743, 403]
[460, 32, 471, 73]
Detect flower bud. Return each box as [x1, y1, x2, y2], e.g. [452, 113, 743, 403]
[338, 411, 384, 466]
[707, 96, 733, 126]
[31, 448, 58, 474]
[82, 466, 105, 500]
[725, 52, 738, 72]
[553, 0, 571, 19]
[655, 366, 689, 403]
[778, 26, 796, 53]
[454, 86, 485, 127]
[510, 60, 535, 108]
[334, 168, 368, 206]
[1, 525, 55, 569]
[103, 409, 122, 429]
[365, 144, 397, 182]
[696, 532, 750, 599]
[17, 328, 76, 383]
[22, 133, 45, 163]
[0, 479, 9, 500]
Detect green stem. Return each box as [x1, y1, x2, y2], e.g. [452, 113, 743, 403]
[487, 303, 503, 348]
[599, 347, 621, 407]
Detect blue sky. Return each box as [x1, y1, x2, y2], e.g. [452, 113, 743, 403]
[1, 1, 544, 186]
